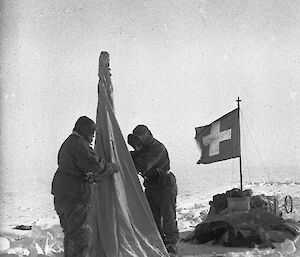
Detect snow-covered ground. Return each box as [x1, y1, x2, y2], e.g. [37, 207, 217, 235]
[1, 166, 300, 256]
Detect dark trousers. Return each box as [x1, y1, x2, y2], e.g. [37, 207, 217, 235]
[54, 197, 92, 257]
[145, 172, 179, 247]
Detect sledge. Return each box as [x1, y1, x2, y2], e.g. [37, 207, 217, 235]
[195, 97, 293, 216]
[184, 98, 299, 249]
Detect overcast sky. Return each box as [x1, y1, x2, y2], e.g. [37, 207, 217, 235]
[1, 0, 300, 188]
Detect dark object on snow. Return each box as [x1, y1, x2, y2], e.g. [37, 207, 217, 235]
[13, 225, 32, 230]
[194, 220, 263, 247]
[226, 188, 253, 198]
[193, 209, 300, 248]
[195, 221, 231, 244]
[208, 189, 254, 215]
[251, 195, 270, 210]
[208, 193, 228, 214]
[187, 189, 300, 248]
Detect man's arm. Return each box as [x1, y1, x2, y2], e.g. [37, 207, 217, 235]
[73, 141, 106, 175]
[73, 139, 119, 180]
[132, 145, 166, 177]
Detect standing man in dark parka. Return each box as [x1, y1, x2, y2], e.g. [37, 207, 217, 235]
[51, 116, 120, 257]
[128, 124, 179, 255]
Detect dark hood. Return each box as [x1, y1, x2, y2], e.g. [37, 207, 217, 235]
[128, 125, 154, 147]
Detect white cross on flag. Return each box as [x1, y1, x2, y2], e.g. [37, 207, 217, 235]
[195, 108, 240, 164]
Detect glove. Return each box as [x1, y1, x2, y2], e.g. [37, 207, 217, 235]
[105, 162, 120, 175]
[92, 162, 120, 183]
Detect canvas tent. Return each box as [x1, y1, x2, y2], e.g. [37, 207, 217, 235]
[88, 52, 168, 257]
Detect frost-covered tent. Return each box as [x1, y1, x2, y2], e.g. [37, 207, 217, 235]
[88, 52, 168, 257]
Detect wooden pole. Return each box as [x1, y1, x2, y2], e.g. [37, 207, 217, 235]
[236, 97, 243, 190]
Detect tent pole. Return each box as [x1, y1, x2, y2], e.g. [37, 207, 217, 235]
[236, 97, 243, 190]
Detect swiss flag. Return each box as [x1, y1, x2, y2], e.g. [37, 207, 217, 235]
[195, 108, 240, 164]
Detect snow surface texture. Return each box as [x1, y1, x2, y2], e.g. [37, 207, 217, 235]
[1, 182, 300, 256]
[1, 166, 300, 256]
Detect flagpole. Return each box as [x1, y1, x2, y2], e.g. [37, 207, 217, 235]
[236, 97, 243, 190]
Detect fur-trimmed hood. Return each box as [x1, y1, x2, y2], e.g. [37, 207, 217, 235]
[128, 125, 154, 148]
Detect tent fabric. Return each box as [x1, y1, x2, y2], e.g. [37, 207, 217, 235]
[89, 52, 168, 257]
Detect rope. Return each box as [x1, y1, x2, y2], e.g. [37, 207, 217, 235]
[240, 114, 252, 183]
[240, 110, 272, 182]
[240, 110, 294, 214]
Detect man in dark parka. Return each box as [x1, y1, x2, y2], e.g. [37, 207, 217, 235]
[51, 116, 119, 257]
[128, 125, 179, 255]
